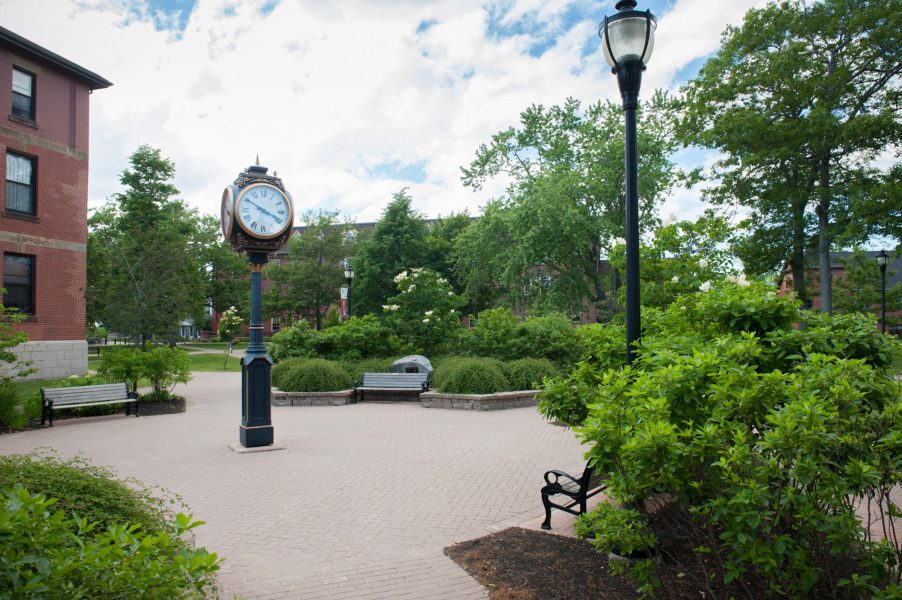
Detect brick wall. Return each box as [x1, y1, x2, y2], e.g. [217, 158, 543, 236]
[0, 38, 95, 377]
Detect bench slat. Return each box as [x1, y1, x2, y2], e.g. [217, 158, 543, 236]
[47, 399, 136, 410]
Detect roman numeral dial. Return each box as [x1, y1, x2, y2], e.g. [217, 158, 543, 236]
[235, 183, 293, 240]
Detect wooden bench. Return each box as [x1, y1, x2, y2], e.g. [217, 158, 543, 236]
[41, 383, 139, 427]
[541, 461, 608, 530]
[353, 372, 430, 403]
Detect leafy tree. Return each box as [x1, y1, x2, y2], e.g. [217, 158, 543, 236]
[263, 209, 355, 330]
[198, 215, 250, 321]
[87, 145, 206, 345]
[457, 97, 679, 317]
[383, 268, 465, 357]
[351, 190, 427, 316]
[676, 0, 902, 313]
[422, 212, 473, 306]
[834, 249, 902, 320]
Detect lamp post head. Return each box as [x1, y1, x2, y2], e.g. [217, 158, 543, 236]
[877, 249, 889, 270]
[344, 265, 355, 281]
[599, 0, 656, 71]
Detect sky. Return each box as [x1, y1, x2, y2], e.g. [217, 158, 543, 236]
[1, 0, 769, 225]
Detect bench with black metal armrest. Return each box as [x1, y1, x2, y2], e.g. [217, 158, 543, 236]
[541, 461, 608, 530]
[353, 372, 430, 403]
[41, 382, 138, 427]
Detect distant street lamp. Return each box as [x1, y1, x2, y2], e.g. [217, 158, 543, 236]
[599, 0, 656, 365]
[877, 250, 888, 334]
[344, 265, 355, 318]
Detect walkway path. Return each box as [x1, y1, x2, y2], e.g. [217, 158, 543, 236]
[0, 372, 589, 599]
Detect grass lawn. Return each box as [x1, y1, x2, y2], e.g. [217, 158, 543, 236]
[892, 351, 902, 376]
[186, 352, 242, 372]
[181, 342, 248, 352]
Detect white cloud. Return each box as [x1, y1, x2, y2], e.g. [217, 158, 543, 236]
[2, 0, 765, 224]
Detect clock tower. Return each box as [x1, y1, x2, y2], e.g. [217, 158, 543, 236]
[221, 160, 294, 447]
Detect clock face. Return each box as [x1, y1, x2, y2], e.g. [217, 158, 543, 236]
[221, 186, 235, 239]
[235, 183, 293, 239]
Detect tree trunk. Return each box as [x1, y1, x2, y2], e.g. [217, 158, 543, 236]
[816, 158, 832, 315]
[789, 195, 808, 306]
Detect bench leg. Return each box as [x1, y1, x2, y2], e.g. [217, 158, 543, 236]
[541, 493, 553, 530]
[134, 399, 140, 417]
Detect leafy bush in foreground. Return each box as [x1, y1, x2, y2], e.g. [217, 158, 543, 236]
[541, 280, 902, 599]
[0, 450, 178, 534]
[0, 485, 220, 599]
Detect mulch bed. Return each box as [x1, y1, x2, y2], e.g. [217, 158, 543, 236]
[446, 526, 708, 600]
[445, 501, 858, 600]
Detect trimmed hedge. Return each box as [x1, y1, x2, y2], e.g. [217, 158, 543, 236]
[273, 358, 354, 392]
[501, 358, 560, 391]
[433, 357, 510, 395]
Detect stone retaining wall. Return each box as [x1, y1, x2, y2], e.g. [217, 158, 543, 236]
[0, 340, 88, 381]
[271, 390, 353, 407]
[271, 389, 543, 410]
[420, 390, 542, 411]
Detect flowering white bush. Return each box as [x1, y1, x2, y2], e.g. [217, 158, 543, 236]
[383, 268, 465, 356]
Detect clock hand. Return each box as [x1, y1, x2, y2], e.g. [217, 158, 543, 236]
[245, 200, 279, 220]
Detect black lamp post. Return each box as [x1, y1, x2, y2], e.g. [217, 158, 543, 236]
[599, 0, 656, 365]
[877, 250, 888, 334]
[344, 265, 355, 318]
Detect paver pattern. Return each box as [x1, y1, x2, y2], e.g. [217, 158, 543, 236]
[0, 371, 589, 599]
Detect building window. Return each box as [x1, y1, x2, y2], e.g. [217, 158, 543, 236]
[5, 152, 36, 215]
[271, 316, 281, 332]
[11, 68, 35, 121]
[3, 254, 34, 315]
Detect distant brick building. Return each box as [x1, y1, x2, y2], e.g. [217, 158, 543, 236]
[0, 26, 111, 379]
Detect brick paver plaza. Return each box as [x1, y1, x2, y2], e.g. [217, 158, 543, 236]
[0, 372, 590, 599]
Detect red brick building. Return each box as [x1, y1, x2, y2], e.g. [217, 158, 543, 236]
[0, 26, 111, 379]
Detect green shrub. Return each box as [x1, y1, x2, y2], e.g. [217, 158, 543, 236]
[542, 279, 902, 599]
[465, 308, 521, 360]
[268, 320, 317, 363]
[434, 357, 509, 394]
[97, 346, 144, 392]
[276, 358, 354, 392]
[323, 306, 342, 329]
[0, 485, 220, 599]
[502, 358, 559, 391]
[512, 313, 580, 368]
[319, 315, 398, 360]
[0, 382, 28, 429]
[465, 309, 580, 367]
[272, 357, 302, 390]
[141, 346, 191, 402]
[0, 450, 178, 534]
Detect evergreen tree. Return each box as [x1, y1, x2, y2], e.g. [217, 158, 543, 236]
[350, 190, 427, 316]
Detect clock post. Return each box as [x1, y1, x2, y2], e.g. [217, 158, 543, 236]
[221, 161, 294, 448]
[241, 252, 273, 447]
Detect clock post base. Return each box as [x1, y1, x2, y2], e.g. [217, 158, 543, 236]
[240, 424, 274, 448]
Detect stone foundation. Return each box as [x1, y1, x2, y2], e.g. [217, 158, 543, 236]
[420, 390, 542, 411]
[272, 390, 353, 407]
[0, 340, 88, 381]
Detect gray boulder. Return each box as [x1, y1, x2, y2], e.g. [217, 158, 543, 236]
[390, 355, 434, 375]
